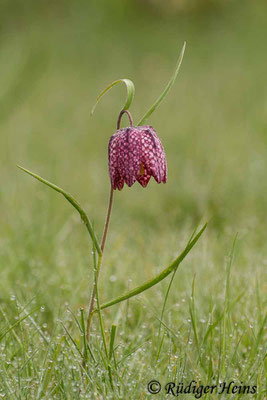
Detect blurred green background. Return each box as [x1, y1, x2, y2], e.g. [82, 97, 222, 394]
[1, 0, 266, 322]
[0, 0, 266, 396]
[1, 0, 266, 323]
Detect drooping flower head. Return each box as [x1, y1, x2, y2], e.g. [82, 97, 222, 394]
[108, 123, 167, 190]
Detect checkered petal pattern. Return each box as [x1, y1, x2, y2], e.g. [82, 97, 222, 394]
[108, 125, 167, 190]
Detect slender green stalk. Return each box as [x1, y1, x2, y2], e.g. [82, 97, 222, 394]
[100, 187, 114, 253]
[86, 110, 132, 343]
[93, 223, 207, 313]
[17, 165, 101, 255]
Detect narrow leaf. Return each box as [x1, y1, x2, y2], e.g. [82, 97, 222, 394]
[17, 165, 101, 255]
[97, 223, 207, 311]
[91, 78, 135, 115]
[138, 42, 186, 125]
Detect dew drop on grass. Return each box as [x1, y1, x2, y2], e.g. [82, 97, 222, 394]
[40, 306, 45, 312]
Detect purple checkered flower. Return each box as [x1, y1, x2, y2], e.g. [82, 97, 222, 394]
[108, 125, 167, 190]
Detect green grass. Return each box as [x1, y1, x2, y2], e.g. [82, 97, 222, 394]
[0, 1, 266, 398]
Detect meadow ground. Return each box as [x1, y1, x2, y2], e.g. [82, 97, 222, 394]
[0, 1, 266, 398]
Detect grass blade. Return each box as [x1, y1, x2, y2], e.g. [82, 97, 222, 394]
[221, 234, 237, 377]
[189, 274, 202, 365]
[0, 307, 39, 341]
[138, 42, 186, 125]
[80, 308, 88, 364]
[109, 324, 117, 361]
[156, 225, 197, 348]
[91, 78, 135, 115]
[203, 290, 245, 344]
[97, 223, 207, 312]
[17, 165, 101, 255]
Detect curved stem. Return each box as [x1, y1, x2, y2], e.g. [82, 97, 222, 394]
[116, 110, 133, 129]
[86, 109, 131, 344]
[101, 186, 114, 253]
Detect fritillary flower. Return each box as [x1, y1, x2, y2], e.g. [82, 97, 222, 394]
[108, 124, 167, 190]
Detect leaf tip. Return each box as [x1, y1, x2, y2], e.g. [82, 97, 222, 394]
[17, 164, 26, 172]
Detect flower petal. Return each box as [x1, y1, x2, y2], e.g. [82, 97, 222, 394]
[108, 133, 125, 189]
[116, 128, 142, 187]
[136, 163, 151, 187]
[140, 126, 167, 184]
[108, 124, 167, 190]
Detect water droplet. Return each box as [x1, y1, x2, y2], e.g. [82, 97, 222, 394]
[109, 275, 117, 282]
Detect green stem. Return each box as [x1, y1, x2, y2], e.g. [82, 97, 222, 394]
[86, 110, 133, 343]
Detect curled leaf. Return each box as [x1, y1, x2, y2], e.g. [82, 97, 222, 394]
[91, 78, 135, 115]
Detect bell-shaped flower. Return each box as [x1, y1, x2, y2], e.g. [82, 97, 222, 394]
[108, 125, 167, 190]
